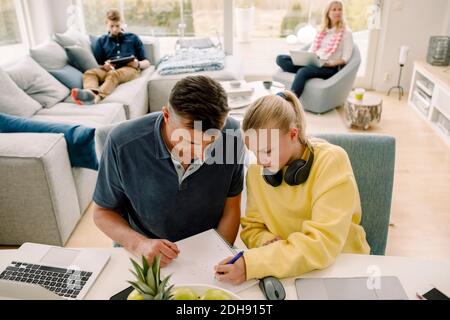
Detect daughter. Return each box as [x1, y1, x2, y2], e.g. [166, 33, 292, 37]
[215, 91, 370, 284]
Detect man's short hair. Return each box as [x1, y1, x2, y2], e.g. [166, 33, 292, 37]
[106, 9, 121, 22]
[169, 76, 230, 131]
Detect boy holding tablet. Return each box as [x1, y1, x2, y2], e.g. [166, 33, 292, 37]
[71, 9, 151, 105]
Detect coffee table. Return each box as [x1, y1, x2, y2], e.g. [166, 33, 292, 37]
[225, 81, 285, 122]
[344, 92, 383, 130]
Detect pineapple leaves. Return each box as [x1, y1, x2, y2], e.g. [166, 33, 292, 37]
[141, 255, 150, 276]
[145, 264, 156, 291]
[127, 280, 155, 297]
[153, 255, 161, 290]
[130, 258, 145, 282]
[127, 255, 173, 300]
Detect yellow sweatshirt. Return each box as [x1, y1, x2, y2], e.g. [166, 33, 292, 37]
[241, 140, 370, 280]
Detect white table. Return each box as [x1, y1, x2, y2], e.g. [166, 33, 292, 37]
[344, 93, 383, 130]
[1, 248, 449, 300]
[226, 81, 285, 123]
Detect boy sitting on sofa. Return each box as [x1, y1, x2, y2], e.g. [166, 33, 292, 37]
[71, 8, 151, 105]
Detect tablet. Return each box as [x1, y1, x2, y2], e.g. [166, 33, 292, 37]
[110, 55, 136, 67]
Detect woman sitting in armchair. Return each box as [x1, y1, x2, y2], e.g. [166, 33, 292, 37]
[276, 0, 354, 98]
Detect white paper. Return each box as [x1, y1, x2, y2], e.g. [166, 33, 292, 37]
[161, 230, 258, 293]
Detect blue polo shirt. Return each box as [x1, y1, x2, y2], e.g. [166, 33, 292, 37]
[93, 113, 245, 242]
[93, 32, 146, 65]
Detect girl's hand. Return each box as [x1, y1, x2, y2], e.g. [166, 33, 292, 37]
[214, 256, 247, 285]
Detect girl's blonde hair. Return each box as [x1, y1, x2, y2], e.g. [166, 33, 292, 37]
[320, 0, 346, 32]
[242, 90, 308, 145]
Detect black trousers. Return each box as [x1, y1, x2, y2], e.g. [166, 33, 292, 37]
[276, 54, 339, 98]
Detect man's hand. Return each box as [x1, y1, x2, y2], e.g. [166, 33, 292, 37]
[102, 60, 116, 71]
[262, 236, 282, 246]
[134, 238, 180, 268]
[214, 256, 247, 285]
[128, 58, 140, 69]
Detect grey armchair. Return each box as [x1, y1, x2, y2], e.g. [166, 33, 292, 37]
[273, 46, 361, 114]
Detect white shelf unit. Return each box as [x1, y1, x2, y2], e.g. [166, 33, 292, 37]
[408, 61, 450, 147]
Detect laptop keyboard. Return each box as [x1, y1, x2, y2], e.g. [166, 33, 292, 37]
[0, 261, 93, 299]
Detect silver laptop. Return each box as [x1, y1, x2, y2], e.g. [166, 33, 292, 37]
[289, 50, 326, 67]
[295, 276, 409, 300]
[0, 243, 110, 300]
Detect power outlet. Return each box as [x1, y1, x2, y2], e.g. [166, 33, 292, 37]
[384, 73, 392, 82]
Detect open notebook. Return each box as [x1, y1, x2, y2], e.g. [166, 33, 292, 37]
[162, 229, 258, 293]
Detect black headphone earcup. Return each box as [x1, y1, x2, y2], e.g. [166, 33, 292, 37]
[263, 169, 284, 187]
[284, 159, 308, 186]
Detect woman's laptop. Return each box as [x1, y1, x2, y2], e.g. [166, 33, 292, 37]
[289, 50, 326, 67]
[0, 243, 110, 300]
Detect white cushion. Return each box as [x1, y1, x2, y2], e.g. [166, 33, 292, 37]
[6, 56, 70, 108]
[30, 40, 68, 70]
[0, 67, 42, 117]
[32, 102, 126, 128]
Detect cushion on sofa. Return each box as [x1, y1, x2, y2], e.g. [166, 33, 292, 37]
[89, 35, 99, 54]
[33, 102, 127, 128]
[0, 68, 42, 117]
[65, 45, 99, 72]
[0, 113, 98, 170]
[5, 57, 70, 108]
[140, 36, 161, 66]
[55, 29, 93, 53]
[48, 65, 83, 89]
[30, 40, 68, 70]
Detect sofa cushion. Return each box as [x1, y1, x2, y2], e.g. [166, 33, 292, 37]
[54, 29, 93, 54]
[54, 30, 98, 73]
[89, 34, 99, 53]
[0, 67, 42, 117]
[140, 36, 161, 66]
[30, 40, 68, 70]
[0, 113, 98, 170]
[65, 45, 99, 72]
[33, 102, 126, 128]
[48, 65, 83, 89]
[5, 56, 70, 108]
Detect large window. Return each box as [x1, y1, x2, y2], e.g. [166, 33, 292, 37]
[242, 0, 374, 38]
[235, 0, 377, 81]
[0, 0, 22, 46]
[0, 0, 28, 64]
[81, 0, 223, 38]
[79, 0, 378, 84]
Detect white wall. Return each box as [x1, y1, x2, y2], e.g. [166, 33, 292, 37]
[372, 0, 449, 92]
[444, 1, 450, 35]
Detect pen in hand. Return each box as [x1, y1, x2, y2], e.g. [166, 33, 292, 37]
[216, 251, 244, 276]
[226, 251, 244, 265]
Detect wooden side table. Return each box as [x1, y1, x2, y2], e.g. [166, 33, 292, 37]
[344, 93, 383, 130]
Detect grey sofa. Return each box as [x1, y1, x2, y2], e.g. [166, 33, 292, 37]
[0, 36, 160, 246]
[273, 46, 361, 114]
[0, 32, 243, 246]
